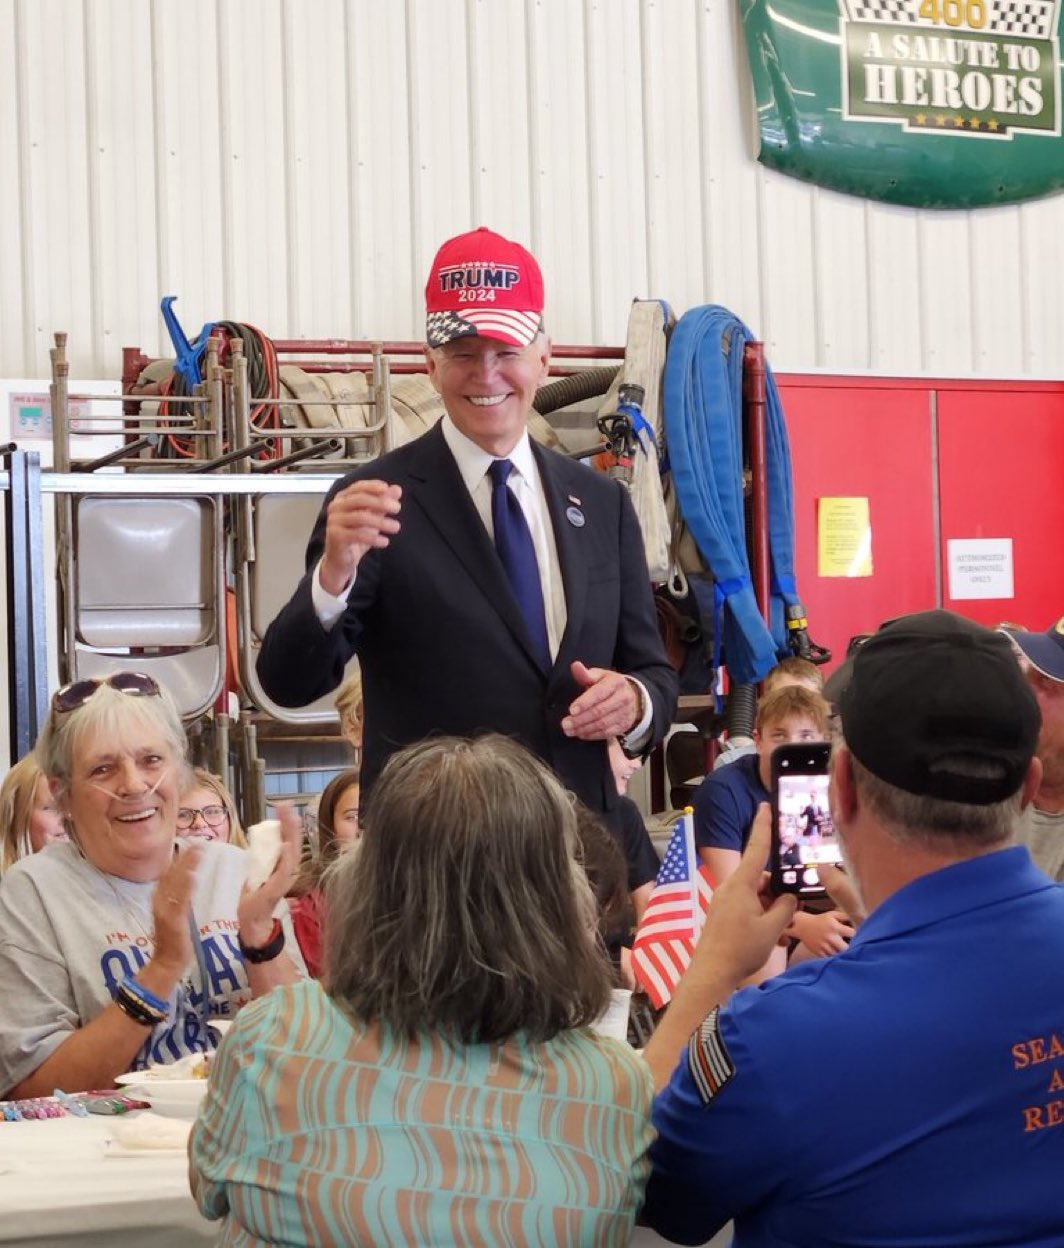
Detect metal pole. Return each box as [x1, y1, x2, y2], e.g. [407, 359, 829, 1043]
[744, 341, 771, 623]
[25, 452, 48, 736]
[3, 450, 47, 761]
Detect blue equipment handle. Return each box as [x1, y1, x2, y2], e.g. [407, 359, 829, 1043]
[160, 296, 216, 390]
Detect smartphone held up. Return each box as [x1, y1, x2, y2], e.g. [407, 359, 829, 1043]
[770, 742, 843, 898]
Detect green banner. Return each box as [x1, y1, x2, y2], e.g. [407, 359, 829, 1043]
[740, 0, 1064, 206]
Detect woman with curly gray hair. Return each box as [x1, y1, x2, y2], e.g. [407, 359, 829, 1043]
[192, 734, 654, 1247]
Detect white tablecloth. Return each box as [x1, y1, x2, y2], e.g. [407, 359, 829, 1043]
[0, 1112, 213, 1246]
[0, 1111, 730, 1247]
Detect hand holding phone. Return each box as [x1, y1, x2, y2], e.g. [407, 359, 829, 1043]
[769, 741, 842, 898]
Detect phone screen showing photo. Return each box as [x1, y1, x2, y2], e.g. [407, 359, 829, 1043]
[774, 770, 842, 896]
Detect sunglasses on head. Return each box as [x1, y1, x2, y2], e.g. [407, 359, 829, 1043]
[51, 672, 161, 715]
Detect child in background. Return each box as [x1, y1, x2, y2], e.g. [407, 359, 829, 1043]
[288, 769, 360, 978]
[176, 768, 247, 847]
[333, 669, 364, 759]
[0, 755, 67, 875]
[713, 655, 826, 771]
[764, 655, 824, 696]
[573, 801, 632, 983]
[693, 685, 853, 981]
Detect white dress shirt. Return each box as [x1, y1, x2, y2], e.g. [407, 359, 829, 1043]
[438, 416, 566, 660]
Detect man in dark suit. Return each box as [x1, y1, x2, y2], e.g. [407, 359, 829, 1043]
[257, 227, 677, 815]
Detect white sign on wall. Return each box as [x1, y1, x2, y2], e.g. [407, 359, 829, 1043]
[947, 538, 1014, 601]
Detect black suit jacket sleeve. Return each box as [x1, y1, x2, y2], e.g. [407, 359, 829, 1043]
[254, 471, 382, 709]
[610, 478, 676, 755]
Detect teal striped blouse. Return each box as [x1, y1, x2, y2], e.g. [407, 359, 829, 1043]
[189, 979, 655, 1246]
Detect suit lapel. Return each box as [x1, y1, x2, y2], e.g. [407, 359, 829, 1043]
[405, 423, 548, 672]
[534, 442, 588, 676]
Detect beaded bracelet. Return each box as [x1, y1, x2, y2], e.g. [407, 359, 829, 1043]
[238, 918, 285, 964]
[113, 990, 156, 1027]
[120, 976, 169, 1018]
[113, 979, 166, 1027]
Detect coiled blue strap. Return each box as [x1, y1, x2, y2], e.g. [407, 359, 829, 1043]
[663, 305, 801, 685]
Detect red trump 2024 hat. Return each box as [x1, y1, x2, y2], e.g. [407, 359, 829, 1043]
[425, 227, 545, 349]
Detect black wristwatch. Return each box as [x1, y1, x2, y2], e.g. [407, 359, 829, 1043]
[238, 918, 286, 964]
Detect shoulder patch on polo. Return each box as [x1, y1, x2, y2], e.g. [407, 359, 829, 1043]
[687, 1006, 736, 1106]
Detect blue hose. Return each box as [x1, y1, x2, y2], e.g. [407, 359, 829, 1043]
[663, 305, 801, 686]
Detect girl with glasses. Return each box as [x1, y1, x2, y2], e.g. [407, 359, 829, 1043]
[176, 769, 247, 847]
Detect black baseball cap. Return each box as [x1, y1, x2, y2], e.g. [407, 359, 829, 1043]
[822, 631, 879, 707]
[839, 610, 1040, 804]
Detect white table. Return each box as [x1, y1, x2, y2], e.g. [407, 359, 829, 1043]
[0, 1112, 214, 1246]
[0, 1111, 730, 1247]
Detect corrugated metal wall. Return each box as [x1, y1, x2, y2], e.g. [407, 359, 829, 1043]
[2, 0, 1063, 381]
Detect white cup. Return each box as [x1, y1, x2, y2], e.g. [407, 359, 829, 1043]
[591, 988, 632, 1042]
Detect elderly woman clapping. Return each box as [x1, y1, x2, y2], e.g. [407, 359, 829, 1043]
[191, 735, 655, 1247]
[0, 673, 304, 1098]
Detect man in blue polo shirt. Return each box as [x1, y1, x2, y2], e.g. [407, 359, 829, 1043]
[641, 609, 1064, 1248]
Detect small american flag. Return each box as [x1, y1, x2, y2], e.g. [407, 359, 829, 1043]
[631, 811, 713, 1009]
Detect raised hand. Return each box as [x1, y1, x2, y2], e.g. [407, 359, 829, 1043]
[320, 480, 403, 595]
[237, 803, 302, 948]
[150, 842, 204, 978]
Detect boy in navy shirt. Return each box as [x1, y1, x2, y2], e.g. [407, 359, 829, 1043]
[692, 685, 853, 979]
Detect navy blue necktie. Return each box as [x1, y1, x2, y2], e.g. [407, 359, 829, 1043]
[488, 459, 550, 670]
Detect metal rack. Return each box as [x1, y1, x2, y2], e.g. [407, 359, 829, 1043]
[44, 331, 397, 811]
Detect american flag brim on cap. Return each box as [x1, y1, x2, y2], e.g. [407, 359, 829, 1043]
[426, 308, 542, 349]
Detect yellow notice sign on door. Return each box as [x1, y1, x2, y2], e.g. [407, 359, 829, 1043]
[817, 497, 872, 578]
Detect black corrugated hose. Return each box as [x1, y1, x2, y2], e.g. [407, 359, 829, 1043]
[532, 367, 620, 414]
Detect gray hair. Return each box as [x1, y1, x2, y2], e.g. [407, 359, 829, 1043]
[846, 746, 1022, 851]
[324, 734, 612, 1043]
[35, 678, 189, 798]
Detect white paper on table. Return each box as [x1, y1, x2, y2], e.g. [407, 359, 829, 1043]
[106, 1111, 192, 1156]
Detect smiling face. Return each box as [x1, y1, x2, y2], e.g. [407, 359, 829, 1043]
[62, 730, 181, 881]
[176, 783, 231, 843]
[425, 334, 550, 457]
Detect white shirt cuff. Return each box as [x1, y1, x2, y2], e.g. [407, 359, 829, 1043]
[311, 559, 354, 629]
[619, 678, 654, 754]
